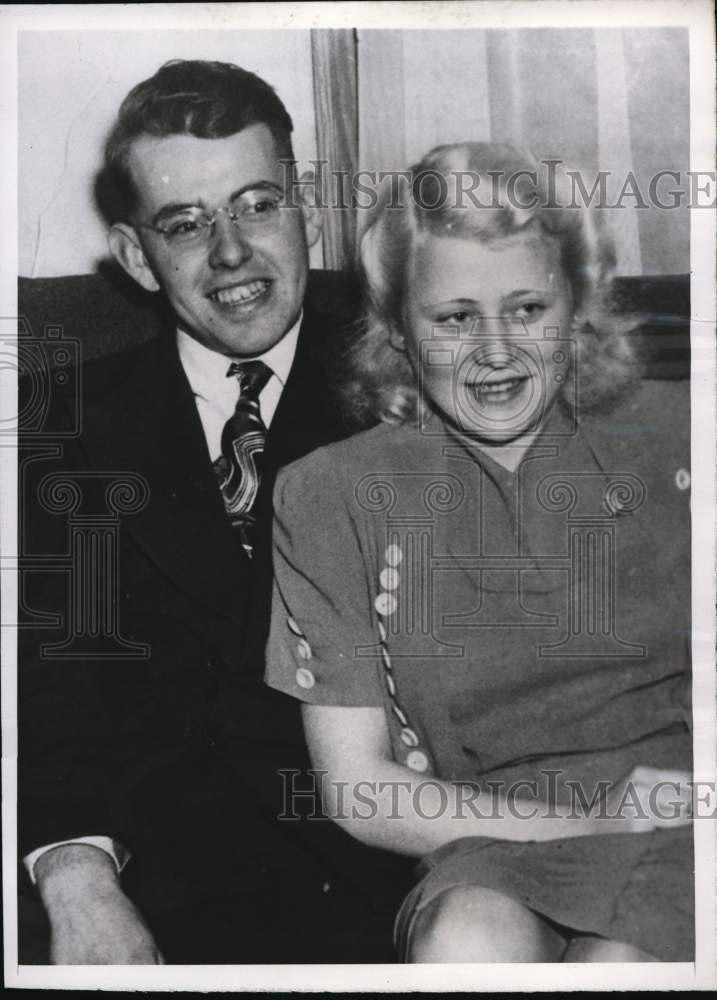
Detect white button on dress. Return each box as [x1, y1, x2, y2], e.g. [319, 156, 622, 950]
[400, 727, 420, 748]
[379, 567, 400, 591]
[385, 544, 403, 567]
[375, 592, 398, 617]
[296, 666, 315, 689]
[296, 638, 312, 660]
[287, 616, 304, 636]
[406, 750, 429, 772]
[675, 468, 690, 491]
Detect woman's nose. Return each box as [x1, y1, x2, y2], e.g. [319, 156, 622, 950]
[480, 315, 514, 346]
[208, 214, 253, 270]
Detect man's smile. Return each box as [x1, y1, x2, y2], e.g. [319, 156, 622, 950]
[208, 278, 272, 307]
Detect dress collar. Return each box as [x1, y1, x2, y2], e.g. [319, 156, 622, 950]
[428, 393, 576, 478]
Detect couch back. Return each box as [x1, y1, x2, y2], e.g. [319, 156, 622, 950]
[18, 267, 689, 378]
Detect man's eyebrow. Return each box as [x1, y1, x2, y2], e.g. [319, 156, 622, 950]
[150, 181, 283, 226]
[151, 202, 198, 225]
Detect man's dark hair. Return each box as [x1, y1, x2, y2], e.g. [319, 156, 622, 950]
[103, 59, 295, 221]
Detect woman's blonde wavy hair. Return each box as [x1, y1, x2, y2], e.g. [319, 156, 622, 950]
[343, 142, 641, 428]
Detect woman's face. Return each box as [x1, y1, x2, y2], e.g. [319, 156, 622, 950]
[402, 229, 574, 444]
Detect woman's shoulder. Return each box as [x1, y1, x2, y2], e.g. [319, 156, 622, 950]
[276, 419, 424, 499]
[617, 377, 689, 421]
[587, 378, 689, 438]
[581, 377, 690, 473]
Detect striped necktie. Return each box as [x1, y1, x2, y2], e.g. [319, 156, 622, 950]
[214, 359, 273, 557]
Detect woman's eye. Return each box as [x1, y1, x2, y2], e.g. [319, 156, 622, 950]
[514, 301, 545, 320]
[439, 310, 471, 324]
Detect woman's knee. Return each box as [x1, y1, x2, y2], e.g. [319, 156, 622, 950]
[407, 884, 566, 963]
[565, 935, 659, 962]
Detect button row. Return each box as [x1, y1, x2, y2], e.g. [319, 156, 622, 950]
[287, 616, 316, 689]
[375, 545, 431, 776]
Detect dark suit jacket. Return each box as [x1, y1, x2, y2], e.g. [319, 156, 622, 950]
[18, 299, 410, 962]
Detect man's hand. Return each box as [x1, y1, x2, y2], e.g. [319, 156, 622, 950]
[35, 844, 163, 965]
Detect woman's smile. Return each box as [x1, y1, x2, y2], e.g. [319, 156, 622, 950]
[465, 370, 530, 405]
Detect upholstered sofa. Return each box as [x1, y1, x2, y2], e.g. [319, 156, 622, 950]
[18, 267, 689, 379]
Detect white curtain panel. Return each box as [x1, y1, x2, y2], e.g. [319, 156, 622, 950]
[357, 28, 689, 276]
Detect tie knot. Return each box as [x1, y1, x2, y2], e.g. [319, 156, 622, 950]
[226, 359, 272, 400]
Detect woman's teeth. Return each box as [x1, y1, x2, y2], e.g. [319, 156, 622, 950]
[475, 376, 526, 401]
[211, 280, 269, 305]
[480, 378, 522, 395]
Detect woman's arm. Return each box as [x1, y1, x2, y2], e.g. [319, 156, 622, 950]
[302, 704, 692, 857]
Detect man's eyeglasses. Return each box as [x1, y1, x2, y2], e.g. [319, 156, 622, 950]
[136, 187, 285, 249]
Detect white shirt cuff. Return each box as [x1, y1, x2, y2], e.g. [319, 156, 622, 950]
[23, 837, 131, 885]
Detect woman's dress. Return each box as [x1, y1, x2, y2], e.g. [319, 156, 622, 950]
[265, 379, 693, 960]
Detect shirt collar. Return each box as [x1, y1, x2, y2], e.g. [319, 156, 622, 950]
[177, 312, 302, 401]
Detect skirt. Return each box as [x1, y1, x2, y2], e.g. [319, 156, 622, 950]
[395, 826, 694, 962]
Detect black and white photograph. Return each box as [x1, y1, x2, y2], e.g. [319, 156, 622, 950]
[2, 1, 715, 992]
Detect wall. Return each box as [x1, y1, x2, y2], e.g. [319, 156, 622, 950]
[18, 30, 320, 277]
[19, 27, 690, 278]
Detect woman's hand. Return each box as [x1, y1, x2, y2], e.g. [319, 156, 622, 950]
[598, 765, 693, 835]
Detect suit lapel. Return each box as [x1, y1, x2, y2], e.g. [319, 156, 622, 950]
[79, 335, 249, 623]
[264, 306, 347, 474]
[78, 308, 348, 627]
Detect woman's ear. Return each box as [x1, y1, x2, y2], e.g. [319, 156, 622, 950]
[295, 170, 323, 249]
[108, 224, 160, 293]
[389, 326, 406, 352]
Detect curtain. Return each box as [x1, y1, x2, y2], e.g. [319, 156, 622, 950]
[310, 29, 359, 271]
[349, 27, 690, 276]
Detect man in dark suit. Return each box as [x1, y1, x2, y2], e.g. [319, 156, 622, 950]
[19, 59, 407, 965]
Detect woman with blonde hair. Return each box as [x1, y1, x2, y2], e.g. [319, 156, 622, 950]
[265, 143, 693, 962]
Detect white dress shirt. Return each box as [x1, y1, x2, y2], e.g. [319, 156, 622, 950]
[177, 315, 301, 459]
[24, 316, 302, 883]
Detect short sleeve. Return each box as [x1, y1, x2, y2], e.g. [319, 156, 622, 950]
[265, 453, 384, 707]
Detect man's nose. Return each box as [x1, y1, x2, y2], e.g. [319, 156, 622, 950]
[208, 215, 253, 270]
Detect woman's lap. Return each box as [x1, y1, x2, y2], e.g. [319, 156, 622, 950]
[395, 827, 694, 962]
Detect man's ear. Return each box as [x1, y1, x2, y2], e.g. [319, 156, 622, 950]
[108, 224, 161, 293]
[295, 170, 323, 249]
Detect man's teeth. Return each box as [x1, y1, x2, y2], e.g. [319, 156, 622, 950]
[211, 280, 269, 305]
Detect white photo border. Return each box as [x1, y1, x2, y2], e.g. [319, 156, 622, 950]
[2, 1, 714, 991]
